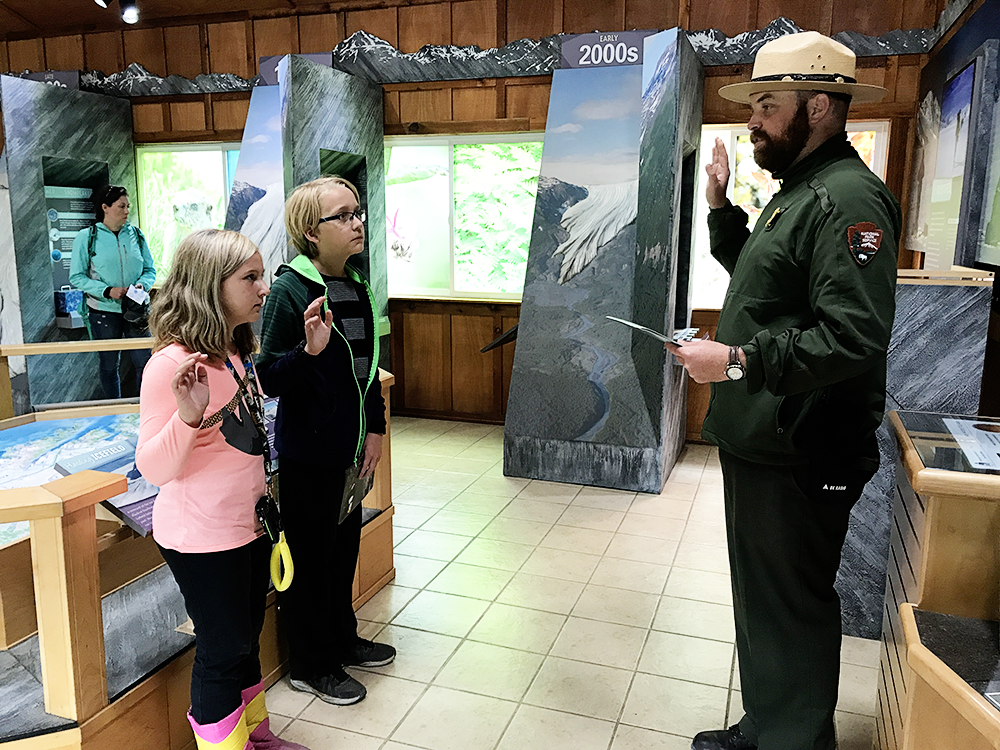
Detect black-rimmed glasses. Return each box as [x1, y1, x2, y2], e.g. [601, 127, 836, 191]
[316, 210, 366, 226]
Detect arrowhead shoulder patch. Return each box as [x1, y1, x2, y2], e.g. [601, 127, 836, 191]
[847, 222, 883, 266]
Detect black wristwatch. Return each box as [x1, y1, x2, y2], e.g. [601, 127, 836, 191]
[725, 345, 745, 381]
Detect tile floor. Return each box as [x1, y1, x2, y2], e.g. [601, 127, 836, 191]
[266, 417, 880, 750]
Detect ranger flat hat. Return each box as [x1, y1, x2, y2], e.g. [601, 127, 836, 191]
[719, 31, 888, 104]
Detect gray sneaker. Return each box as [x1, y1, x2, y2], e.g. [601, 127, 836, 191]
[289, 670, 366, 705]
[343, 638, 396, 668]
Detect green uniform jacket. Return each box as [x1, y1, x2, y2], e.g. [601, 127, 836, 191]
[702, 133, 901, 472]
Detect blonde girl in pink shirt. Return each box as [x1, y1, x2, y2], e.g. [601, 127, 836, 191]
[136, 229, 308, 750]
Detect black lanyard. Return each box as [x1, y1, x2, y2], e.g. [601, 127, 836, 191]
[224, 354, 274, 499]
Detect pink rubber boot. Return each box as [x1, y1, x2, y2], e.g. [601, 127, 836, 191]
[188, 702, 251, 750]
[242, 681, 310, 750]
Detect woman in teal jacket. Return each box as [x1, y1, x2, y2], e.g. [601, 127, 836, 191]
[69, 185, 156, 398]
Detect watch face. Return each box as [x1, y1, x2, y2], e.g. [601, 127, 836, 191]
[726, 364, 745, 381]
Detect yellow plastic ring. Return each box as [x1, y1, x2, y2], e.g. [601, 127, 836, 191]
[270, 531, 294, 591]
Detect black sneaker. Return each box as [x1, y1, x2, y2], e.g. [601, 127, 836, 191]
[343, 638, 396, 667]
[289, 670, 367, 705]
[691, 725, 757, 750]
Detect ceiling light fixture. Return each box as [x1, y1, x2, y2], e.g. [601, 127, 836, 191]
[93, 0, 108, 7]
[120, 0, 139, 24]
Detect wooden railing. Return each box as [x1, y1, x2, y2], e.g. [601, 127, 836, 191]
[0, 471, 127, 722]
[0, 339, 153, 420]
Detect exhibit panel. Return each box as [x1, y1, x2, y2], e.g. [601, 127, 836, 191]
[837, 270, 993, 639]
[876, 411, 1000, 750]
[0, 75, 136, 410]
[504, 29, 703, 493]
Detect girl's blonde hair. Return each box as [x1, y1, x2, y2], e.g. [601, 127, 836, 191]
[149, 229, 260, 360]
[284, 175, 361, 259]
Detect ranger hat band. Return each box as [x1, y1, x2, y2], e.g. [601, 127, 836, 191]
[719, 31, 888, 104]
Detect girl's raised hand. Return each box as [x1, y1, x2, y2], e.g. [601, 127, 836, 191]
[303, 296, 333, 356]
[172, 352, 210, 427]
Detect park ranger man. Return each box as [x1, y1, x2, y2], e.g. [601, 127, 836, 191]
[668, 31, 901, 750]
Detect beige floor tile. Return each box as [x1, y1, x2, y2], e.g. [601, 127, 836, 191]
[653, 596, 735, 643]
[391, 555, 449, 589]
[617, 513, 686, 541]
[700, 468, 725, 486]
[265, 676, 314, 718]
[836, 710, 875, 750]
[392, 504, 440, 529]
[413, 440, 476, 459]
[268, 714, 293, 735]
[663, 567, 733, 606]
[549, 616, 647, 670]
[483, 462, 509, 478]
[520, 546, 602, 583]
[444, 492, 511, 516]
[524, 656, 633, 721]
[479, 515, 554, 545]
[411, 471, 478, 494]
[628, 495, 692, 520]
[433, 640, 543, 701]
[590, 557, 671, 595]
[573, 487, 638, 511]
[455, 537, 536, 571]
[638, 631, 734, 688]
[466, 475, 531, 497]
[393, 527, 415, 547]
[393, 530, 473, 562]
[727, 689, 744, 726]
[841, 635, 880, 668]
[694, 484, 725, 504]
[419, 509, 494, 536]
[391, 467, 437, 487]
[611, 724, 692, 750]
[391, 590, 490, 637]
[496, 572, 586, 615]
[667, 466, 704, 485]
[356, 584, 420, 623]
[572, 584, 659, 628]
[469, 602, 567, 653]
[435, 456, 497, 475]
[540, 525, 615, 555]
[298, 672, 425, 737]
[556, 505, 626, 532]
[497, 705, 615, 750]
[357, 619, 385, 640]
[499, 498, 568, 523]
[604, 533, 678, 566]
[393, 485, 461, 508]
[394, 453, 450, 471]
[517, 479, 584, 503]
[425, 561, 514, 600]
[455, 446, 506, 463]
[672, 541, 731, 575]
[681, 520, 728, 548]
[687, 500, 726, 525]
[621, 672, 727, 737]
[837, 663, 878, 716]
[362, 624, 461, 683]
[658, 481, 699, 502]
[391, 686, 517, 750]
[279, 720, 383, 750]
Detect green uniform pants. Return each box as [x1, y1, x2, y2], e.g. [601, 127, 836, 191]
[720, 450, 871, 750]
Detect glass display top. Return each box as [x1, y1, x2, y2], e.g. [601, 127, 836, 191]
[896, 410, 1000, 476]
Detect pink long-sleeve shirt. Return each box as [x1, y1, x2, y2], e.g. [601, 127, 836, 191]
[136, 343, 266, 553]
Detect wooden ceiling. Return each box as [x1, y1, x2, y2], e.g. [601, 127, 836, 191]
[0, 0, 337, 40]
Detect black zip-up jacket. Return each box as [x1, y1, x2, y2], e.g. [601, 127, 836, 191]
[256, 255, 385, 470]
[702, 133, 901, 471]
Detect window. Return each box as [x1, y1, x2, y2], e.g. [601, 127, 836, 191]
[135, 143, 241, 278]
[691, 121, 890, 309]
[384, 135, 543, 299]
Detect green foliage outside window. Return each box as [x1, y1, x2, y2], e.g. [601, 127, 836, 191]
[137, 149, 227, 278]
[452, 142, 543, 295]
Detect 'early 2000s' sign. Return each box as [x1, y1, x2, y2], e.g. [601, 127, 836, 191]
[559, 31, 657, 69]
